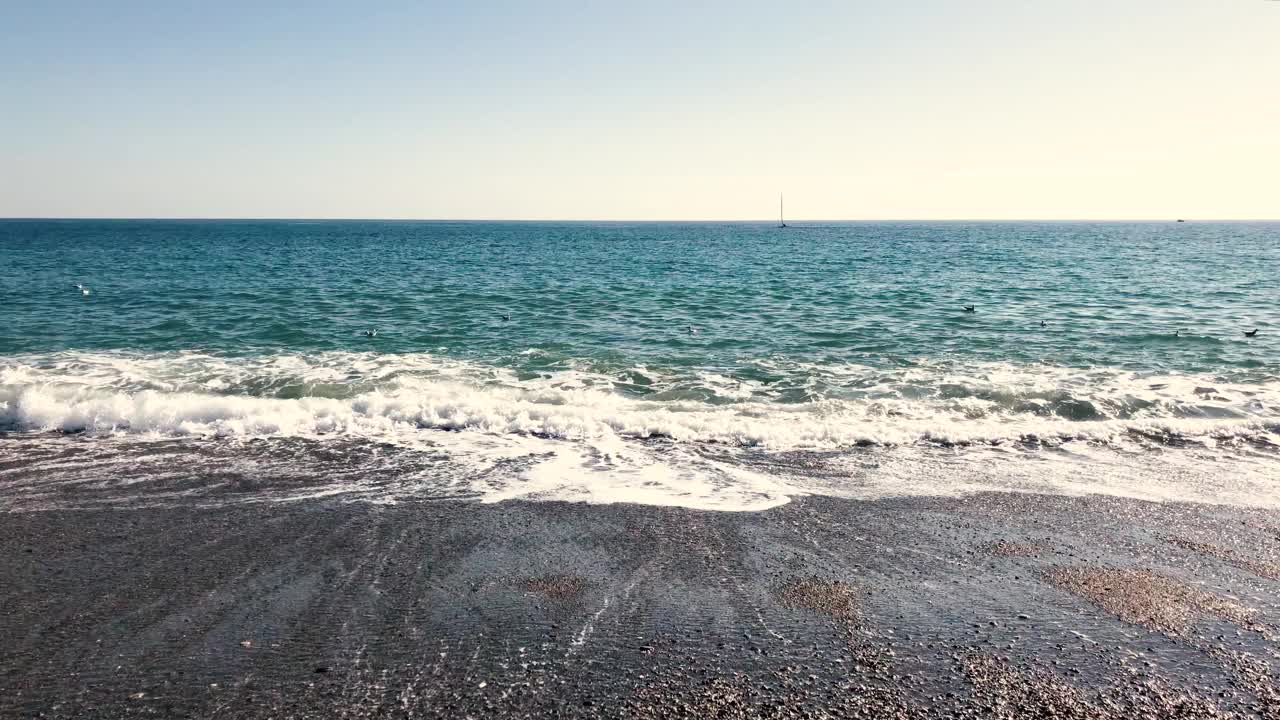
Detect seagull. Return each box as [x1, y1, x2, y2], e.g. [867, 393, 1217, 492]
[364, 329, 378, 337]
[963, 305, 975, 313]
[1245, 329, 1259, 337]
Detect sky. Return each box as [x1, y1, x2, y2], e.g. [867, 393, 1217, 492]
[1, 1, 1277, 220]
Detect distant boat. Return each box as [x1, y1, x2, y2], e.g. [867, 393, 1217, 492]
[779, 193, 787, 229]
[1176, 219, 1186, 223]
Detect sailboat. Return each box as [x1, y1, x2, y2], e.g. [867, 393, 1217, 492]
[778, 193, 788, 229]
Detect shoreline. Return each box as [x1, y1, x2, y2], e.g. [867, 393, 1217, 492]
[3, 490, 1279, 717]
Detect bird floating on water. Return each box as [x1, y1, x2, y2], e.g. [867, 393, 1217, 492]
[500, 314, 510, 322]
[687, 325, 699, 335]
[963, 305, 975, 313]
[364, 329, 379, 337]
[1245, 329, 1259, 337]
[1040, 320, 1046, 328]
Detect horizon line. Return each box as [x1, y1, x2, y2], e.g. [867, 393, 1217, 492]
[3, 216, 1279, 223]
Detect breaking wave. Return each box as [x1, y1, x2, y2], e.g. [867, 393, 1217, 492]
[2, 350, 1279, 512]
[2, 350, 1278, 449]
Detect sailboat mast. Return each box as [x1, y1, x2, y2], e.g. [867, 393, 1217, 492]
[779, 193, 785, 227]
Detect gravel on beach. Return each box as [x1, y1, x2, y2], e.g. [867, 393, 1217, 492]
[3, 486, 1280, 718]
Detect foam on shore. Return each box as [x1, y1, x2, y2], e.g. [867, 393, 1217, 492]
[2, 350, 1279, 511]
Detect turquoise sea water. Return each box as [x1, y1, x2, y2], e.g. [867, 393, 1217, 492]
[3, 220, 1278, 369]
[2, 220, 1278, 511]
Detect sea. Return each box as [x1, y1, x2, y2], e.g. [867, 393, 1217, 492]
[2, 220, 1278, 512]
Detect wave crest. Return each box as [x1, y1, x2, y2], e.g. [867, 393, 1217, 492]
[3, 351, 1280, 512]
[3, 351, 1278, 450]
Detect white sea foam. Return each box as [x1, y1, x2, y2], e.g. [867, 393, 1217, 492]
[3, 359, 1277, 448]
[2, 350, 1279, 511]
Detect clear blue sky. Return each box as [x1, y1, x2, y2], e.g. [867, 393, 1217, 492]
[2, 1, 1277, 219]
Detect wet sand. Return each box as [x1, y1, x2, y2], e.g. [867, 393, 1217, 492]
[3, 489, 1280, 718]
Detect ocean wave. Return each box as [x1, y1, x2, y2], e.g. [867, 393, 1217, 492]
[2, 351, 1278, 450]
[3, 350, 1280, 513]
